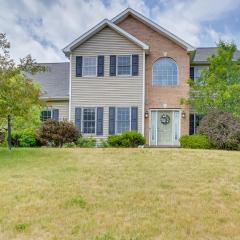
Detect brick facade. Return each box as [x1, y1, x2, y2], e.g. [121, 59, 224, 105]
[117, 15, 190, 144]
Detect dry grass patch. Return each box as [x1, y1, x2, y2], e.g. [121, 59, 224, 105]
[0, 148, 240, 239]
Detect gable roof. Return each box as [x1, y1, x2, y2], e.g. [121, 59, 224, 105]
[63, 19, 149, 55]
[192, 47, 240, 64]
[29, 62, 69, 100]
[112, 8, 195, 52]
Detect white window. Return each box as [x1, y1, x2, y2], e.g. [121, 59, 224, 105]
[82, 56, 97, 76]
[83, 108, 96, 134]
[116, 107, 130, 133]
[153, 57, 178, 86]
[117, 55, 131, 75]
[41, 110, 52, 122]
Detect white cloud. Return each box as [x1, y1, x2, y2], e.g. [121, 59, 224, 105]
[0, 0, 239, 62]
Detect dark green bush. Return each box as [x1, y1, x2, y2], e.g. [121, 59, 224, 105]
[179, 134, 212, 149]
[107, 131, 145, 148]
[76, 137, 96, 148]
[107, 135, 123, 147]
[11, 129, 37, 147]
[198, 110, 240, 150]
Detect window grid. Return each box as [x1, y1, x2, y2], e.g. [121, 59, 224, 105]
[116, 107, 130, 134]
[153, 58, 178, 86]
[117, 55, 131, 75]
[83, 108, 96, 134]
[82, 56, 97, 76]
[41, 110, 52, 122]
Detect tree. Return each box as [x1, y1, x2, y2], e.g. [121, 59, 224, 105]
[198, 110, 240, 150]
[0, 33, 45, 150]
[183, 41, 240, 118]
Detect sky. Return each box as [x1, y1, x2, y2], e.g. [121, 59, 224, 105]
[1, 0, 240, 62]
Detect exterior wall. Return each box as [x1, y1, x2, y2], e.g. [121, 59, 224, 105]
[70, 27, 144, 139]
[46, 100, 69, 120]
[117, 15, 191, 144]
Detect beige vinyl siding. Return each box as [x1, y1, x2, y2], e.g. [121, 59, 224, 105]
[71, 27, 144, 139]
[46, 101, 69, 120]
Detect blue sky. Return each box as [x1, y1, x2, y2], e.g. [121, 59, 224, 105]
[1, 0, 240, 62]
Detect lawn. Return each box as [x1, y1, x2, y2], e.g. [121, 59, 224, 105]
[0, 148, 240, 240]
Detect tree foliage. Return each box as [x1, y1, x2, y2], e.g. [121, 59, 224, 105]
[184, 41, 240, 118]
[0, 33, 45, 149]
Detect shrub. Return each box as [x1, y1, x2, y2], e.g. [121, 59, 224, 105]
[107, 131, 145, 148]
[36, 119, 80, 147]
[180, 134, 212, 149]
[198, 110, 240, 150]
[63, 142, 76, 148]
[0, 131, 5, 144]
[99, 139, 109, 148]
[11, 129, 37, 147]
[107, 135, 123, 147]
[76, 137, 96, 148]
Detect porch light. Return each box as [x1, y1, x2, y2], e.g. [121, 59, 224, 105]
[181, 111, 186, 119]
[145, 110, 149, 118]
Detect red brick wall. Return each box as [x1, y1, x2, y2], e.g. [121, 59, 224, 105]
[117, 15, 190, 144]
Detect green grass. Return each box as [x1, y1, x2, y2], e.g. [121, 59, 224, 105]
[0, 148, 240, 239]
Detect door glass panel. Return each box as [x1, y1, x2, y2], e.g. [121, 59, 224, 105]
[173, 111, 180, 143]
[150, 111, 157, 145]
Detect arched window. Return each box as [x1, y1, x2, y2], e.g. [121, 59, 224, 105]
[152, 58, 178, 86]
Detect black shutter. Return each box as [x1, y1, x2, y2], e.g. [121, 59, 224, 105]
[75, 107, 82, 131]
[190, 67, 194, 80]
[132, 55, 139, 76]
[131, 107, 138, 131]
[96, 107, 104, 135]
[110, 55, 116, 76]
[97, 56, 104, 77]
[109, 107, 115, 134]
[189, 114, 195, 135]
[52, 109, 59, 121]
[76, 56, 82, 77]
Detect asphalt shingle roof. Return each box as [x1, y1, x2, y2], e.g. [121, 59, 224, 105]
[192, 47, 240, 63]
[30, 62, 69, 99]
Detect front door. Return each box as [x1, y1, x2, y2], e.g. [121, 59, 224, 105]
[157, 111, 173, 145]
[150, 110, 180, 146]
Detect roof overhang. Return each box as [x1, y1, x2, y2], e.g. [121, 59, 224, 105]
[63, 19, 150, 56]
[112, 8, 195, 52]
[40, 96, 69, 101]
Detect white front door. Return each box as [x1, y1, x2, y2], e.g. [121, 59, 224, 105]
[150, 110, 180, 146]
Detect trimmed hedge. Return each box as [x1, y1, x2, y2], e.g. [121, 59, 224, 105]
[180, 134, 212, 149]
[108, 131, 145, 148]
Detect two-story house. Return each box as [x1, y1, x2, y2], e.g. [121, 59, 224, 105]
[32, 8, 240, 146]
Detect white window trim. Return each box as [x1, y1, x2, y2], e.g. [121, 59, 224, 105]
[152, 57, 179, 86]
[81, 107, 97, 135]
[115, 106, 131, 134]
[116, 55, 132, 76]
[82, 56, 97, 77]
